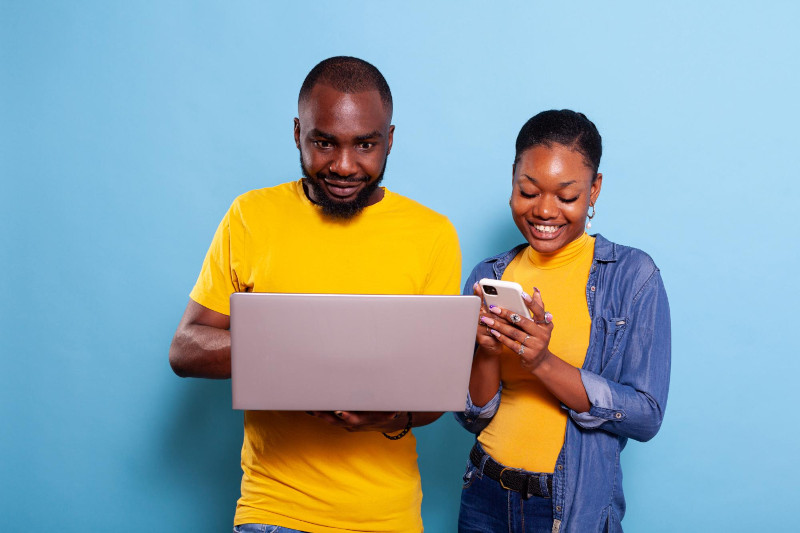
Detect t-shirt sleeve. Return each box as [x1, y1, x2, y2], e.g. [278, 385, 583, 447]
[189, 204, 244, 316]
[422, 218, 462, 296]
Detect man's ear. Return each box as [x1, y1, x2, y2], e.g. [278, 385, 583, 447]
[293, 118, 301, 150]
[386, 125, 395, 155]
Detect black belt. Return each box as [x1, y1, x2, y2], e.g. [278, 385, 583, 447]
[469, 444, 553, 499]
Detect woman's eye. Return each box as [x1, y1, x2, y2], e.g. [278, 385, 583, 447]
[519, 190, 538, 199]
[559, 196, 579, 203]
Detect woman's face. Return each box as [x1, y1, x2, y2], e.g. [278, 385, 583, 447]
[510, 143, 602, 254]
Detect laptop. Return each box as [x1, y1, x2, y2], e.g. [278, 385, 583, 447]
[230, 292, 481, 411]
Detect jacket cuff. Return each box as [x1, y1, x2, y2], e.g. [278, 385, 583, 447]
[569, 369, 621, 428]
[454, 385, 502, 433]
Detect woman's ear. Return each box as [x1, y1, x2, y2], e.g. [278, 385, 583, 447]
[590, 173, 603, 205]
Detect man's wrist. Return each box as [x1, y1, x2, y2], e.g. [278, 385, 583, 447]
[382, 412, 412, 440]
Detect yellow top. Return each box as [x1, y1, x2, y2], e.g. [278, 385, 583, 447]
[190, 180, 461, 533]
[478, 232, 595, 473]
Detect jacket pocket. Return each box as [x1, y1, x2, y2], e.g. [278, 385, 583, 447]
[596, 316, 628, 376]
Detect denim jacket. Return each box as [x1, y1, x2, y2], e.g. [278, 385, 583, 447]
[455, 234, 671, 533]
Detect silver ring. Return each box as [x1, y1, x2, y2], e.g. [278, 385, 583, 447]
[510, 313, 522, 324]
[544, 312, 552, 324]
[522, 335, 531, 344]
[517, 343, 525, 355]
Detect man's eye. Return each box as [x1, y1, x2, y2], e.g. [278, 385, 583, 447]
[313, 140, 332, 149]
[358, 142, 375, 150]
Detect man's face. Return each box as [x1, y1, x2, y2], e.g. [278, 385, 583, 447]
[294, 84, 394, 219]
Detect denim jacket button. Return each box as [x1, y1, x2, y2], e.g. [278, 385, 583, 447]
[590, 286, 596, 292]
[557, 464, 563, 471]
[556, 506, 562, 512]
[614, 412, 622, 419]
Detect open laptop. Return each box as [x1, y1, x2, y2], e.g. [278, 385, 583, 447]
[230, 292, 481, 411]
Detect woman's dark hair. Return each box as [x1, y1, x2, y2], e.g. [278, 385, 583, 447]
[514, 110, 602, 176]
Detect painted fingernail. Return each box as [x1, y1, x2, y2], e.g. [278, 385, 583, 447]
[335, 411, 344, 418]
[534, 287, 540, 294]
[521, 291, 532, 303]
[489, 305, 501, 314]
[490, 329, 500, 337]
[480, 316, 494, 326]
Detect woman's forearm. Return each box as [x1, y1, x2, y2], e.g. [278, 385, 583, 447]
[468, 346, 501, 407]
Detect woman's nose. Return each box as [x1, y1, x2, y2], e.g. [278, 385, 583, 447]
[329, 148, 357, 177]
[533, 195, 557, 219]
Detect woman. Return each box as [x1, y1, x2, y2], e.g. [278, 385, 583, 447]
[456, 110, 671, 533]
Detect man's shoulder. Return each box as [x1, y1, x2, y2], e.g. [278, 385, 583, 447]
[230, 180, 302, 214]
[383, 189, 452, 226]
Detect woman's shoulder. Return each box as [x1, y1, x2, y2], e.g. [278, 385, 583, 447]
[462, 243, 528, 293]
[593, 234, 663, 291]
[595, 234, 658, 264]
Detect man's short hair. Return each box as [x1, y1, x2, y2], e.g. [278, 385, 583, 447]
[298, 56, 393, 114]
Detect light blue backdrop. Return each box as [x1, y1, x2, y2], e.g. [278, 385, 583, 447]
[2, 1, 798, 531]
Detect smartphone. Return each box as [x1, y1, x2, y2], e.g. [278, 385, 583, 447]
[478, 279, 531, 319]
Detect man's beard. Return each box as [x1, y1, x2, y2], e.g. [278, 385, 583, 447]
[300, 156, 386, 220]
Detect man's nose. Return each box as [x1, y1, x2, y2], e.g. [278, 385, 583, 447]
[329, 148, 357, 177]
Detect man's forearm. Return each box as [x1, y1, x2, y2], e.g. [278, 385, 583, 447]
[169, 324, 232, 379]
[412, 411, 443, 427]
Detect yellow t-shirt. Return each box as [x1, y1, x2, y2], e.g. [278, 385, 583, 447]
[478, 233, 594, 473]
[189, 180, 461, 533]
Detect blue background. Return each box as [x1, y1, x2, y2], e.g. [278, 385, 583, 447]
[2, 1, 798, 531]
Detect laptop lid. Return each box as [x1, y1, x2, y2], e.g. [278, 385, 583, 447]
[230, 293, 480, 411]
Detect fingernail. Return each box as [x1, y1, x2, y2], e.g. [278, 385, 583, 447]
[489, 305, 501, 314]
[534, 287, 540, 294]
[490, 329, 500, 337]
[335, 411, 344, 418]
[521, 291, 532, 303]
[480, 316, 494, 326]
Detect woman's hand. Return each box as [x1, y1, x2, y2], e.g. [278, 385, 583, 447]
[482, 287, 554, 372]
[474, 283, 508, 356]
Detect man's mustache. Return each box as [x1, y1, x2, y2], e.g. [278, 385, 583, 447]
[316, 172, 369, 183]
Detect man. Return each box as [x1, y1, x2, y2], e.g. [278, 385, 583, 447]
[169, 57, 461, 533]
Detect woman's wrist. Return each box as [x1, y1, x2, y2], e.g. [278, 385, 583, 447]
[525, 349, 553, 374]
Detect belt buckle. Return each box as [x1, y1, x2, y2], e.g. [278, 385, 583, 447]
[498, 467, 513, 491]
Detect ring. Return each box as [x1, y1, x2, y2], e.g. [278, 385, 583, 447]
[510, 313, 522, 324]
[523, 335, 530, 344]
[544, 312, 552, 324]
[517, 343, 525, 355]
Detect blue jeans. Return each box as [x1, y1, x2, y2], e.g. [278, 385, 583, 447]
[458, 456, 554, 533]
[233, 525, 307, 533]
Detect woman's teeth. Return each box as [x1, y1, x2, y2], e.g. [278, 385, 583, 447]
[533, 224, 560, 233]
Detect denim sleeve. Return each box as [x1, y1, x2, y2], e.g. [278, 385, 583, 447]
[454, 385, 502, 434]
[453, 263, 502, 433]
[569, 268, 671, 442]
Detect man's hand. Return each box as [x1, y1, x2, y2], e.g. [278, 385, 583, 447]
[308, 411, 410, 433]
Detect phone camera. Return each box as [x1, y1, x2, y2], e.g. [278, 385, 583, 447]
[482, 285, 497, 295]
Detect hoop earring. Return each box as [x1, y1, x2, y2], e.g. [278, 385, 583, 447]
[586, 204, 596, 229]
